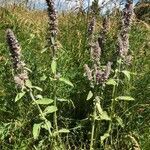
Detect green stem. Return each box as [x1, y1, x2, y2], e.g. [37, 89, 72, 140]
[110, 58, 122, 144]
[50, 32, 62, 146]
[111, 58, 122, 115]
[108, 83, 116, 145]
[51, 32, 58, 134]
[110, 84, 116, 116]
[90, 100, 96, 150]
[53, 80, 58, 133]
[29, 90, 52, 138]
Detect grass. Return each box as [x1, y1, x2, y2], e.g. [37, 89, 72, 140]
[0, 3, 150, 150]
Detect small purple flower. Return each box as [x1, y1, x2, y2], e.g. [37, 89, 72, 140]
[102, 16, 109, 33]
[118, 0, 133, 64]
[95, 69, 103, 84]
[46, 0, 58, 37]
[98, 16, 109, 55]
[6, 29, 21, 71]
[94, 62, 112, 84]
[90, 41, 101, 64]
[46, 0, 58, 56]
[103, 61, 112, 80]
[88, 17, 96, 37]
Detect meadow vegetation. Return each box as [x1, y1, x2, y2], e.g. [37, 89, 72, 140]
[0, 0, 149, 150]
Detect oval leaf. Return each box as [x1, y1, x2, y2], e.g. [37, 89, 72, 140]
[25, 80, 32, 88]
[101, 133, 110, 144]
[115, 116, 124, 128]
[106, 79, 117, 86]
[51, 59, 57, 74]
[43, 106, 58, 115]
[36, 95, 43, 99]
[58, 128, 70, 133]
[41, 121, 52, 130]
[87, 91, 93, 101]
[122, 70, 130, 81]
[59, 77, 74, 87]
[33, 123, 41, 140]
[100, 111, 111, 121]
[57, 98, 69, 102]
[50, 37, 55, 45]
[15, 92, 26, 102]
[35, 98, 54, 105]
[40, 74, 47, 81]
[32, 86, 43, 91]
[116, 96, 134, 101]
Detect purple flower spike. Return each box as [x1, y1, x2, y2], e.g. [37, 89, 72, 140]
[6, 29, 28, 89]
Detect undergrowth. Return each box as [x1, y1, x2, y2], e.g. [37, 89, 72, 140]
[0, 1, 149, 150]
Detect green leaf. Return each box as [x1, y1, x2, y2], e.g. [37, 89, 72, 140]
[24, 67, 32, 72]
[95, 98, 111, 121]
[117, 58, 122, 64]
[15, 92, 26, 102]
[50, 37, 55, 45]
[32, 86, 43, 91]
[122, 70, 130, 81]
[106, 79, 117, 86]
[36, 95, 43, 99]
[41, 48, 48, 53]
[51, 59, 57, 74]
[95, 98, 103, 114]
[41, 121, 52, 130]
[43, 106, 57, 115]
[35, 98, 54, 105]
[25, 80, 32, 88]
[86, 91, 93, 100]
[101, 133, 110, 144]
[115, 116, 124, 128]
[100, 111, 111, 121]
[58, 128, 70, 133]
[50, 77, 56, 81]
[115, 96, 134, 101]
[57, 98, 69, 102]
[33, 123, 41, 140]
[53, 128, 70, 136]
[40, 74, 47, 81]
[59, 77, 74, 87]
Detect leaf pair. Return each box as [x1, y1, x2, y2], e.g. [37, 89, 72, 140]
[33, 121, 52, 140]
[33, 123, 69, 140]
[34, 98, 58, 116]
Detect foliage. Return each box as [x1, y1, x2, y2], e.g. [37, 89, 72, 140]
[135, 1, 150, 23]
[0, 3, 149, 150]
